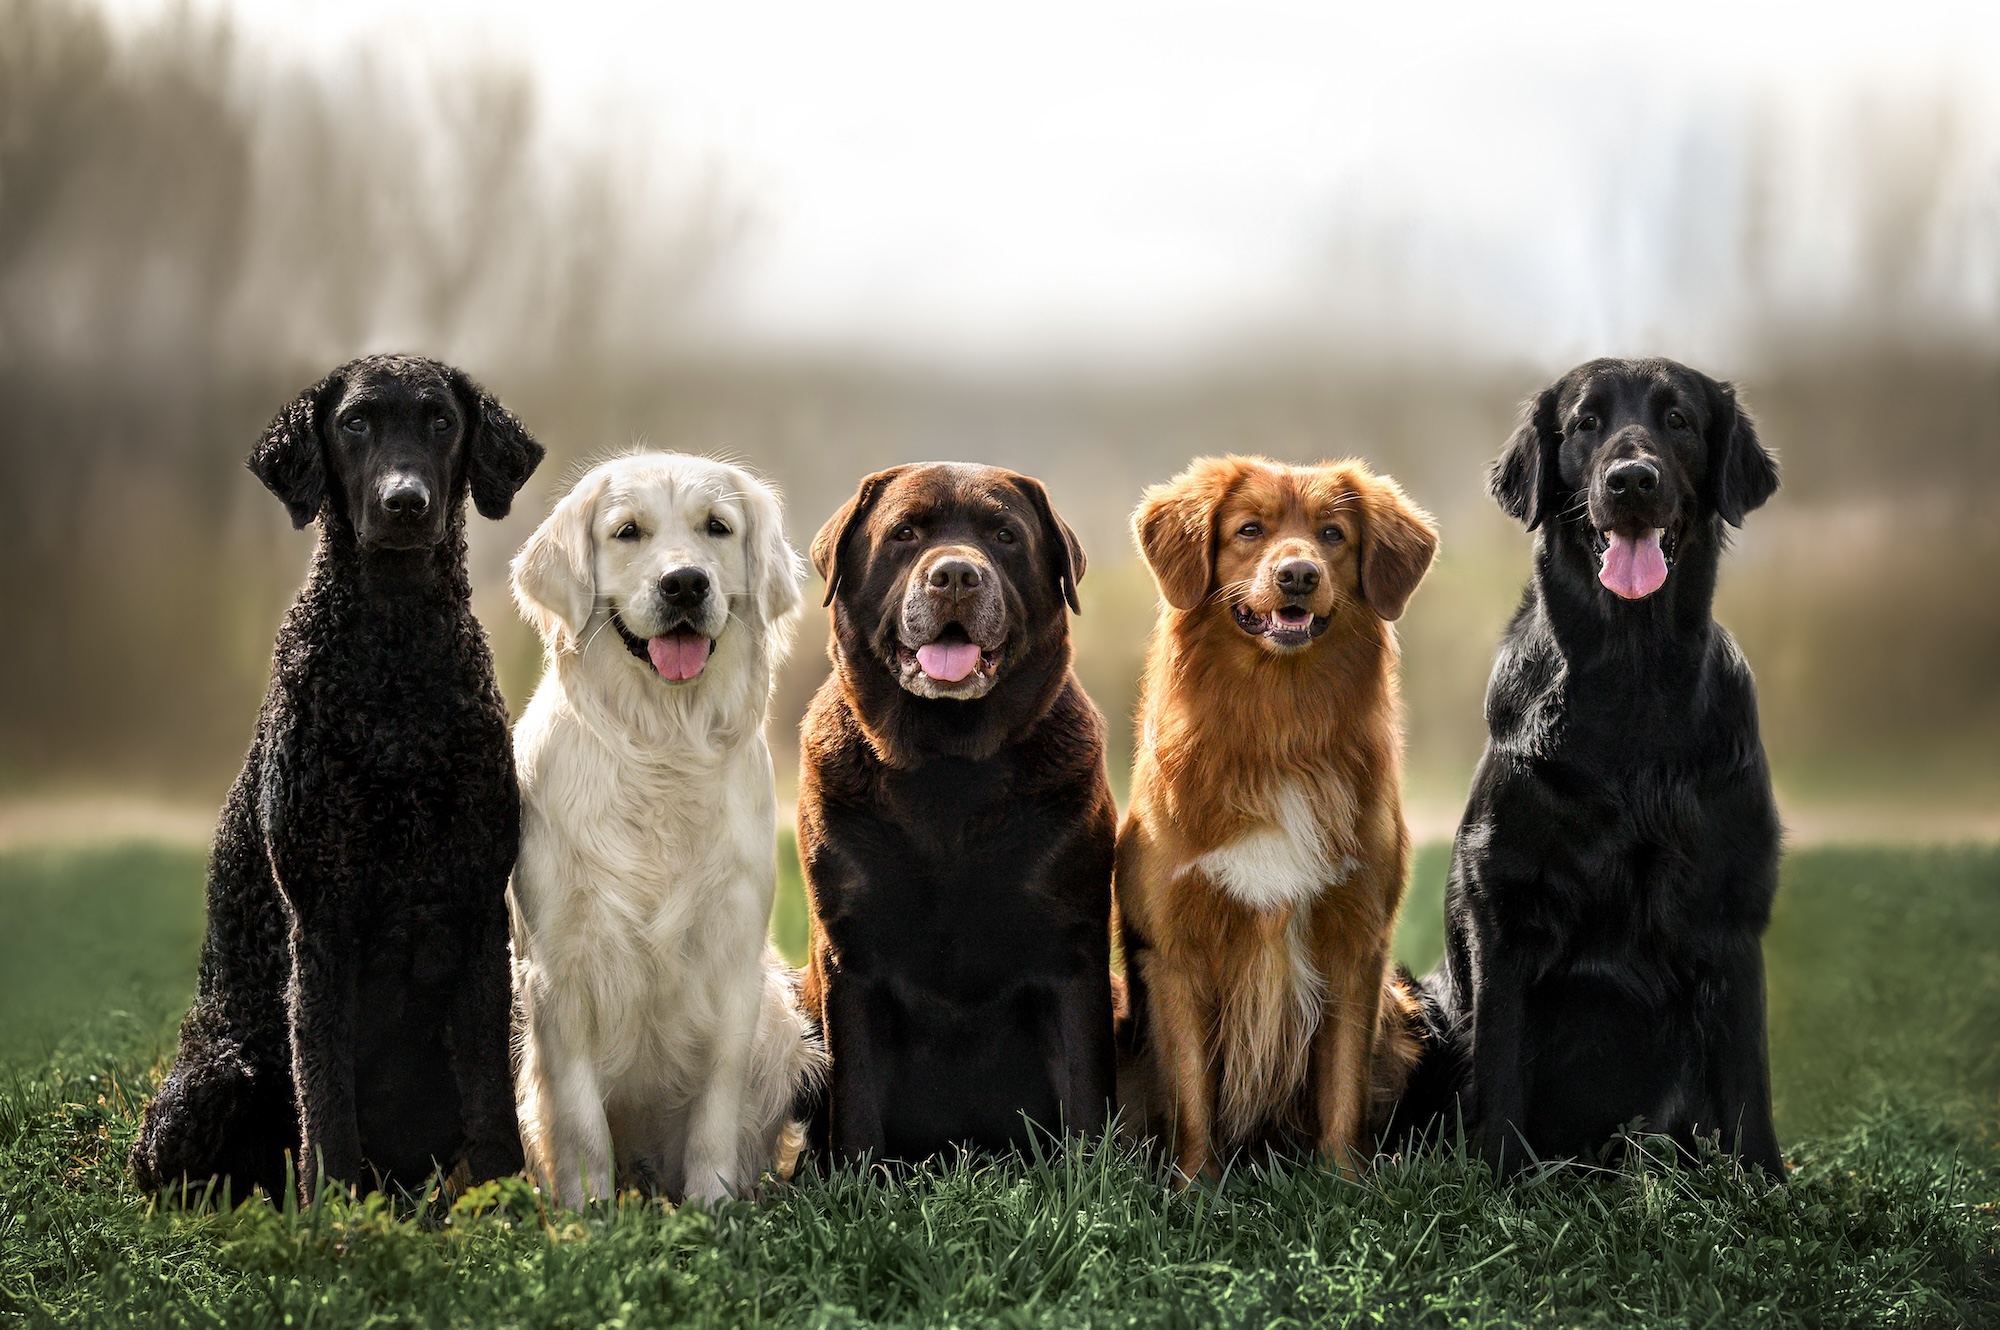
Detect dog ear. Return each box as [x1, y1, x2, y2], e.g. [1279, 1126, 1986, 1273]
[1489, 384, 1563, 530]
[450, 366, 546, 520]
[1133, 458, 1235, 612]
[248, 368, 340, 529]
[1356, 472, 1439, 622]
[734, 464, 807, 629]
[511, 472, 605, 651]
[1013, 475, 1086, 614]
[1705, 380, 1779, 526]
[812, 466, 910, 607]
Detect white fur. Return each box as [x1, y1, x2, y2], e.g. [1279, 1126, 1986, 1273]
[507, 452, 826, 1207]
[1186, 782, 1353, 911]
[1183, 781, 1357, 1090]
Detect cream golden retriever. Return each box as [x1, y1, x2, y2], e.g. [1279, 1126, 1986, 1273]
[508, 452, 825, 1206]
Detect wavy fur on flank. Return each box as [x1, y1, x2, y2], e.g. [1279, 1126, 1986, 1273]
[1114, 455, 1436, 1182]
[508, 452, 826, 1206]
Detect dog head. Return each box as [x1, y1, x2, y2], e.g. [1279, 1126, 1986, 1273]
[1491, 357, 1778, 601]
[1134, 455, 1437, 654]
[248, 355, 543, 550]
[512, 453, 803, 684]
[813, 463, 1084, 704]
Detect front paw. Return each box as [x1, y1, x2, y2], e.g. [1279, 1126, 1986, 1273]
[682, 1166, 737, 1207]
[463, 1134, 526, 1185]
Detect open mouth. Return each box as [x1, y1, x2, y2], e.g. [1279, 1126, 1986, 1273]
[1232, 602, 1329, 648]
[611, 612, 714, 683]
[895, 623, 1002, 689]
[1589, 526, 1680, 601]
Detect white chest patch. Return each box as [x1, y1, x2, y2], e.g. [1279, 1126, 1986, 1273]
[1184, 782, 1354, 911]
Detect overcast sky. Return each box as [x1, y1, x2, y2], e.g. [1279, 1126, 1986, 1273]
[105, 0, 2000, 365]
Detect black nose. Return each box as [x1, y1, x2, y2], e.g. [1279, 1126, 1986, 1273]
[381, 480, 430, 517]
[659, 567, 710, 607]
[927, 557, 983, 595]
[1605, 459, 1659, 496]
[1275, 559, 1320, 594]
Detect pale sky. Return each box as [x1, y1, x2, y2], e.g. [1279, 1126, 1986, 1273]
[105, 0, 2000, 364]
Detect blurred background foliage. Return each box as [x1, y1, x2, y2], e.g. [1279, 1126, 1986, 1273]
[2, 0, 1997, 826]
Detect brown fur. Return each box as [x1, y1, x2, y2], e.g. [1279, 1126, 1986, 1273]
[1114, 455, 1437, 1181]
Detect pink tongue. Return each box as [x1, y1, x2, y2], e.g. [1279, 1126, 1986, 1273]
[647, 631, 712, 681]
[916, 641, 982, 683]
[1600, 530, 1668, 600]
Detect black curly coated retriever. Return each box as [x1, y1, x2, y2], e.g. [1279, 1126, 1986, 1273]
[130, 355, 543, 1204]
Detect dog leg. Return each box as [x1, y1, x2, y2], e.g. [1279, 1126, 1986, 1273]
[824, 976, 889, 1162]
[1044, 971, 1116, 1143]
[1467, 945, 1530, 1177]
[1145, 957, 1217, 1185]
[1311, 943, 1386, 1177]
[1710, 938, 1785, 1181]
[449, 899, 525, 1184]
[535, 1044, 615, 1209]
[683, 965, 760, 1205]
[287, 924, 363, 1203]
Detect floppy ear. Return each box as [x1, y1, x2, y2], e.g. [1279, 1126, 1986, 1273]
[1132, 459, 1234, 612]
[812, 466, 909, 607]
[450, 366, 546, 520]
[510, 472, 605, 652]
[1489, 384, 1562, 530]
[1014, 475, 1086, 614]
[248, 368, 339, 529]
[1705, 380, 1779, 526]
[1356, 473, 1439, 621]
[734, 464, 806, 628]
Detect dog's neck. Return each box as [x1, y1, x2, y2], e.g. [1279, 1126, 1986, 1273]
[306, 509, 474, 620]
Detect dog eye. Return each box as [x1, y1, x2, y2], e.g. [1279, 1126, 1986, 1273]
[706, 517, 732, 537]
[1666, 410, 1688, 430]
[1321, 526, 1345, 544]
[995, 527, 1016, 544]
[1237, 522, 1263, 539]
[431, 415, 451, 433]
[613, 521, 641, 541]
[893, 524, 918, 542]
[1575, 415, 1600, 433]
[342, 416, 368, 435]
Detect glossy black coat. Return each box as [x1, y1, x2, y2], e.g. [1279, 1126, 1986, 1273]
[1396, 358, 1786, 1180]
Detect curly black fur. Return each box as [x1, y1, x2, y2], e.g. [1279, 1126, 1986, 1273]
[130, 355, 543, 1204]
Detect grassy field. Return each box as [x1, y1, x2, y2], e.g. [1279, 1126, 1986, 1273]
[1, 841, 1996, 1326]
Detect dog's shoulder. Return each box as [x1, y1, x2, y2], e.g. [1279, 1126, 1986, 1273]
[1010, 671, 1111, 797]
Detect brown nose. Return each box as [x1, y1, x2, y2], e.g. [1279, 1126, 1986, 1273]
[1275, 559, 1320, 594]
[927, 557, 983, 596]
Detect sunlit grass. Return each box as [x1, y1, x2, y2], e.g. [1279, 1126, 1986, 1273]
[3, 842, 1996, 1325]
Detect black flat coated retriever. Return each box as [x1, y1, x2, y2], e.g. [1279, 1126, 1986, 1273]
[1391, 357, 1785, 1180]
[796, 463, 1117, 1166]
[131, 355, 542, 1204]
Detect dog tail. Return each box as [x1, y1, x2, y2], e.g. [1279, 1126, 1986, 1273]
[757, 951, 830, 1183]
[1369, 964, 1468, 1154]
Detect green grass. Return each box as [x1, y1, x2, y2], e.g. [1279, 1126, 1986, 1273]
[2, 842, 1997, 1326]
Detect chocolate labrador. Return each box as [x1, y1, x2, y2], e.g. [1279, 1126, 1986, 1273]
[797, 463, 1117, 1165]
